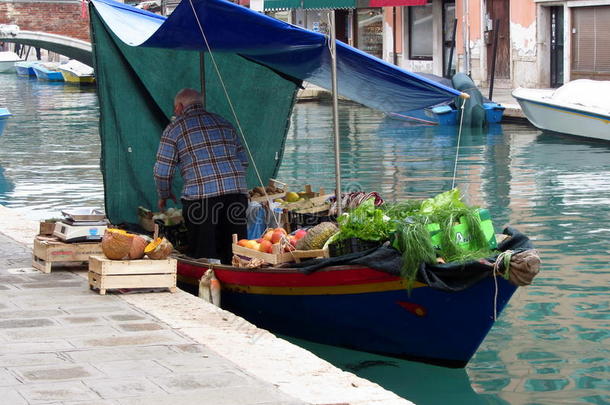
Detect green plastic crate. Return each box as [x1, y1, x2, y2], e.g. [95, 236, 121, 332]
[426, 208, 497, 252]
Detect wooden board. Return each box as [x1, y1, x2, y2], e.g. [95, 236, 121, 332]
[250, 192, 285, 203]
[231, 240, 328, 265]
[32, 236, 103, 273]
[88, 255, 177, 295]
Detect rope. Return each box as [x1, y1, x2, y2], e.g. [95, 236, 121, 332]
[451, 99, 466, 189]
[187, 0, 282, 225]
[491, 250, 513, 320]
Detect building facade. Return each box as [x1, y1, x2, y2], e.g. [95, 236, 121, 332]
[383, 0, 610, 88]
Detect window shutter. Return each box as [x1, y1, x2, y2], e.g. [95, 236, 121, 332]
[571, 6, 610, 79]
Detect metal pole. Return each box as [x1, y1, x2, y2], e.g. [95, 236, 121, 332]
[488, 19, 499, 101]
[392, 7, 397, 65]
[200, 52, 206, 108]
[329, 10, 342, 215]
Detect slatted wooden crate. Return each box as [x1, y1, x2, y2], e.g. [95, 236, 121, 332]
[88, 255, 177, 295]
[32, 236, 103, 273]
[231, 235, 328, 265]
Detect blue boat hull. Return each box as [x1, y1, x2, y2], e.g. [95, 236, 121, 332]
[175, 260, 521, 368]
[33, 66, 64, 81]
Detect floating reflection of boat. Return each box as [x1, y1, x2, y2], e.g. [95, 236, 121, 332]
[32, 62, 64, 81]
[14, 61, 40, 76]
[513, 80, 610, 142]
[0, 51, 22, 73]
[57, 60, 95, 85]
[0, 107, 11, 136]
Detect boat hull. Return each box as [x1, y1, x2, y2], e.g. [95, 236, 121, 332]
[14, 62, 38, 76]
[0, 108, 11, 136]
[58, 67, 95, 84]
[178, 261, 517, 367]
[513, 88, 610, 142]
[32, 65, 64, 81]
[0, 60, 19, 73]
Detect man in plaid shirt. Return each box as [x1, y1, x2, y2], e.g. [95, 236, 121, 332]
[154, 88, 249, 263]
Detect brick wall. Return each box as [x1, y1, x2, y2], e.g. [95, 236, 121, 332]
[0, 0, 90, 42]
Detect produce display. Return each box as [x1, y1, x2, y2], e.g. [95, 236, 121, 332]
[100, 229, 172, 260]
[237, 227, 304, 254]
[295, 222, 338, 250]
[328, 188, 499, 287]
[144, 237, 174, 260]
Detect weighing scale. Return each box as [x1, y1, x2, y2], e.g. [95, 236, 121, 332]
[53, 208, 108, 243]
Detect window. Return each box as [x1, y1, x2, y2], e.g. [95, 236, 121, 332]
[409, 3, 433, 60]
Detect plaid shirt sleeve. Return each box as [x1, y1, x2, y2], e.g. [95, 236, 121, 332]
[154, 126, 178, 199]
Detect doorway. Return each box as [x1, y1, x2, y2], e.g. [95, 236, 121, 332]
[485, 0, 510, 80]
[550, 6, 564, 87]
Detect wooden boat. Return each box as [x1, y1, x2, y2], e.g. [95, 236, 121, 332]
[513, 80, 610, 142]
[0, 51, 22, 73]
[32, 63, 64, 82]
[14, 61, 40, 76]
[0, 107, 11, 136]
[57, 60, 95, 85]
[89, 0, 537, 368]
[178, 258, 517, 367]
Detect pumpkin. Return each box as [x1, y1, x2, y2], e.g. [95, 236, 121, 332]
[128, 234, 148, 260]
[101, 229, 134, 260]
[145, 237, 173, 260]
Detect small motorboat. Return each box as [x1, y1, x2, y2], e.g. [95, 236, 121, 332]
[389, 73, 505, 127]
[0, 51, 22, 73]
[0, 108, 11, 136]
[14, 61, 40, 76]
[32, 62, 64, 81]
[512, 80, 610, 142]
[57, 60, 95, 85]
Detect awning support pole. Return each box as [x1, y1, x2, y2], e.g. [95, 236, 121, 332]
[329, 10, 342, 216]
[200, 52, 206, 107]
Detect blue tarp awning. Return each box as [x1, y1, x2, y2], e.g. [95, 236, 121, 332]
[91, 0, 460, 114]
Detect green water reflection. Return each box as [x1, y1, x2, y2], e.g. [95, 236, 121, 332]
[1, 74, 609, 404]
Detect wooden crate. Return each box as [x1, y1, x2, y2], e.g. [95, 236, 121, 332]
[32, 236, 103, 273]
[88, 255, 177, 295]
[39, 221, 56, 236]
[231, 235, 328, 265]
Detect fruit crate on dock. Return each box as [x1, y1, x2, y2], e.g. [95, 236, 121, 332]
[249, 179, 287, 203]
[88, 255, 177, 295]
[32, 236, 103, 273]
[231, 234, 328, 265]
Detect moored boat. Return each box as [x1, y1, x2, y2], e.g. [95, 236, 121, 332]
[57, 60, 95, 85]
[0, 51, 22, 73]
[0, 108, 11, 136]
[512, 80, 610, 142]
[14, 61, 39, 76]
[32, 62, 64, 81]
[89, 0, 540, 368]
[177, 227, 536, 367]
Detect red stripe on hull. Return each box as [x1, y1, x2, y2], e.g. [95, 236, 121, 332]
[178, 262, 402, 287]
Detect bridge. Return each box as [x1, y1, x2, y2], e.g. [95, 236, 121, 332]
[0, 0, 92, 65]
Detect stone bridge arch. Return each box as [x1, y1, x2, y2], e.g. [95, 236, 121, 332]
[0, 0, 91, 64]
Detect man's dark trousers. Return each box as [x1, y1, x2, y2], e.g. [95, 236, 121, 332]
[182, 193, 248, 264]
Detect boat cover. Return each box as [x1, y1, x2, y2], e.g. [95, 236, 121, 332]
[89, 0, 460, 224]
[291, 227, 535, 292]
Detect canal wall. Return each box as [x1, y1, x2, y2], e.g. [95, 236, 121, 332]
[0, 204, 413, 405]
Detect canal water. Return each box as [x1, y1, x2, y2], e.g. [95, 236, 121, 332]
[1, 73, 609, 404]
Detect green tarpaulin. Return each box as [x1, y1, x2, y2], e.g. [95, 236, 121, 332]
[90, 7, 301, 225]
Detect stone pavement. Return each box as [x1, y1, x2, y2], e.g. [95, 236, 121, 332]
[0, 232, 305, 405]
[0, 204, 413, 405]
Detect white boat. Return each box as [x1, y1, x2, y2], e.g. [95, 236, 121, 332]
[512, 80, 610, 142]
[0, 51, 23, 73]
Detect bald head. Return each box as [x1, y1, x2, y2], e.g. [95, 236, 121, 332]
[174, 88, 202, 116]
